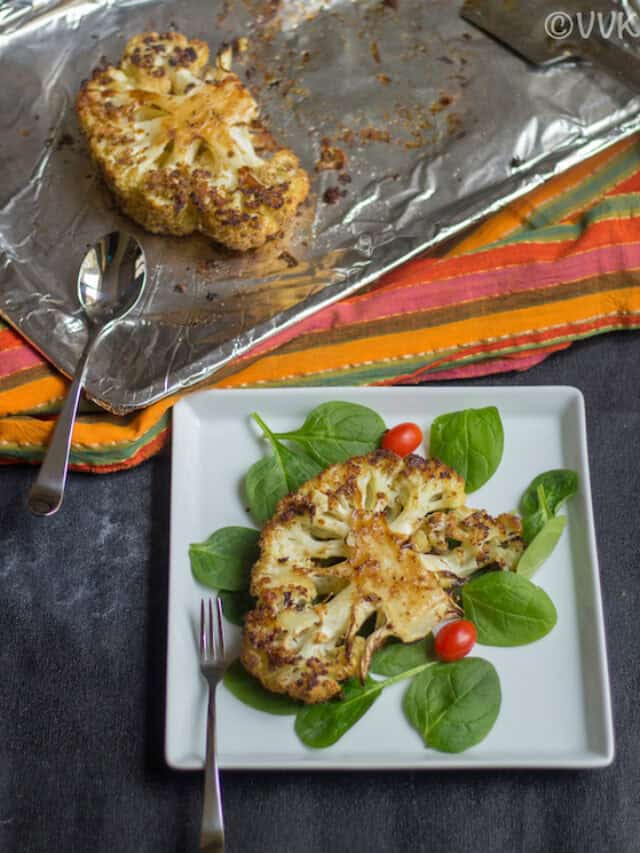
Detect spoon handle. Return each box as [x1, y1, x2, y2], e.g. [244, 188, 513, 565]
[27, 333, 99, 516]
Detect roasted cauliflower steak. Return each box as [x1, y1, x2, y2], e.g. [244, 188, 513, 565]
[241, 450, 524, 703]
[76, 31, 310, 250]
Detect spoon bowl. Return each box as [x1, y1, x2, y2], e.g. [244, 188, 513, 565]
[28, 231, 147, 516]
[78, 231, 147, 325]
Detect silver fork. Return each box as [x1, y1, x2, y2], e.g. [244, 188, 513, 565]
[199, 597, 226, 852]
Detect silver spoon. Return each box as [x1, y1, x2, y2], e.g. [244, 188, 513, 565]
[28, 231, 147, 516]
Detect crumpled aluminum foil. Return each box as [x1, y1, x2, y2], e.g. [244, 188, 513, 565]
[1, 0, 639, 413]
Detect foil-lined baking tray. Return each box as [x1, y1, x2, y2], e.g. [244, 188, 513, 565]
[1, 0, 640, 413]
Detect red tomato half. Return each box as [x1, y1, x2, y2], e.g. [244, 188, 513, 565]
[434, 620, 477, 662]
[381, 422, 423, 457]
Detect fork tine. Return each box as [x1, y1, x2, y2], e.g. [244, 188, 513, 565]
[200, 599, 206, 657]
[216, 596, 225, 657]
[208, 598, 215, 658]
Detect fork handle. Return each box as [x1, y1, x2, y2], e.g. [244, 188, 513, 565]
[200, 688, 224, 852]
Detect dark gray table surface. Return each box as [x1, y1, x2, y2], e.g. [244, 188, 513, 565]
[1, 331, 639, 853]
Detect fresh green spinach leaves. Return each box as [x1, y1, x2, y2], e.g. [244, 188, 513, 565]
[295, 676, 383, 748]
[189, 528, 258, 624]
[403, 658, 501, 753]
[429, 406, 503, 493]
[274, 401, 386, 468]
[245, 403, 386, 523]
[229, 651, 502, 753]
[189, 526, 260, 591]
[516, 517, 567, 580]
[189, 401, 575, 755]
[370, 637, 433, 677]
[520, 469, 578, 544]
[462, 571, 557, 646]
[516, 469, 578, 578]
[245, 413, 322, 523]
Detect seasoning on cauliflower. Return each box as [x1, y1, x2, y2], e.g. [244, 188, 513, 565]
[76, 31, 310, 251]
[241, 450, 524, 703]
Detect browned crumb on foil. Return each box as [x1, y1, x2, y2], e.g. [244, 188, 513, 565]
[322, 186, 346, 204]
[315, 138, 348, 172]
[358, 127, 391, 143]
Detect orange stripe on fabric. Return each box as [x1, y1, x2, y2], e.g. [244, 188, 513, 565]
[0, 395, 176, 447]
[0, 375, 66, 417]
[0, 427, 169, 472]
[213, 288, 640, 385]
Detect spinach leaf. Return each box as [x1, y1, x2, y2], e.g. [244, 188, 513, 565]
[218, 590, 256, 626]
[403, 658, 501, 753]
[520, 469, 578, 544]
[462, 571, 557, 646]
[245, 413, 322, 523]
[189, 527, 260, 591]
[370, 637, 434, 677]
[429, 406, 503, 493]
[275, 401, 386, 467]
[223, 660, 301, 715]
[295, 677, 383, 748]
[295, 661, 434, 747]
[516, 516, 567, 580]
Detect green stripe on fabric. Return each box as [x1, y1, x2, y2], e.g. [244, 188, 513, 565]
[68, 414, 169, 466]
[512, 143, 640, 234]
[475, 193, 640, 251]
[0, 413, 169, 467]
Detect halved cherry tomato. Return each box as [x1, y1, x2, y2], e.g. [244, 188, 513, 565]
[381, 422, 423, 457]
[434, 619, 477, 662]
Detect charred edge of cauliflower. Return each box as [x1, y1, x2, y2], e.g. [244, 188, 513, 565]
[76, 31, 310, 251]
[241, 449, 524, 704]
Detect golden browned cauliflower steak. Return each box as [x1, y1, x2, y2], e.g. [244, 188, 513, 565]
[76, 32, 310, 251]
[241, 450, 523, 703]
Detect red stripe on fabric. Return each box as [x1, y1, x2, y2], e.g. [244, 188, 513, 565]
[377, 313, 639, 385]
[606, 173, 640, 196]
[0, 328, 30, 352]
[0, 345, 44, 378]
[414, 347, 568, 383]
[373, 218, 640, 292]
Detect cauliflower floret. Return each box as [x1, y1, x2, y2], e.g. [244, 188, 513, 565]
[76, 31, 310, 251]
[411, 507, 524, 578]
[241, 450, 523, 703]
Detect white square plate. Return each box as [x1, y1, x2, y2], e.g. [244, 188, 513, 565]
[166, 387, 614, 770]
